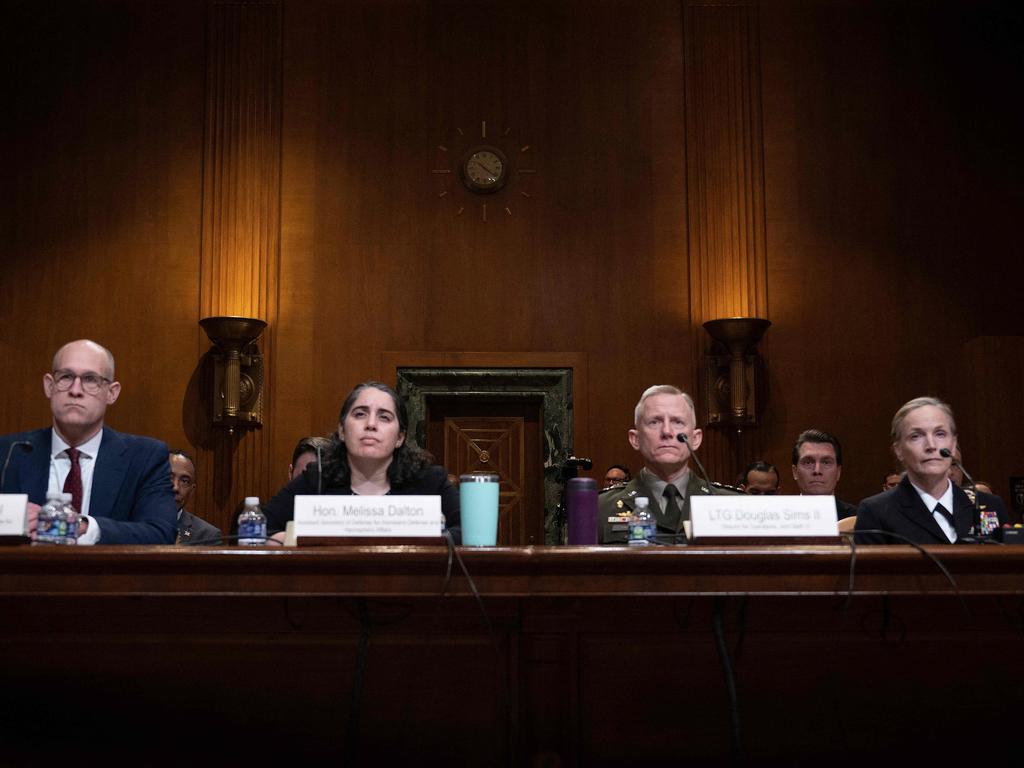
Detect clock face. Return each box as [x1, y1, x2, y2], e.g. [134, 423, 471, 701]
[462, 147, 508, 193]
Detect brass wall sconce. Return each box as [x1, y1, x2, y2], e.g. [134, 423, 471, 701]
[199, 316, 267, 432]
[702, 317, 771, 428]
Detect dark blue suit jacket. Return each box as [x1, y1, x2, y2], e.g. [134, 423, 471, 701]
[0, 427, 177, 544]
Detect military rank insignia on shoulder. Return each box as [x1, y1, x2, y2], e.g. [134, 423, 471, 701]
[711, 481, 743, 493]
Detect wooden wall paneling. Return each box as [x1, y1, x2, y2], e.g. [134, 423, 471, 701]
[5, 0, 1017, 517]
[0, 2, 205, 456]
[195, 0, 283, 529]
[756, 1, 1019, 503]
[274, 0, 324, 483]
[282, 1, 690, 487]
[683, 0, 770, 484]
[956, 336, 1024, 522]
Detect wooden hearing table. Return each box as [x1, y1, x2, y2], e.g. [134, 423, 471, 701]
[1, 543, 1022, 764]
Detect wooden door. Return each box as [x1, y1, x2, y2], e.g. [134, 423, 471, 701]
[426, 397, 544, 545]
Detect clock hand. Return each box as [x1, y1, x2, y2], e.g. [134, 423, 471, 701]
[476, 157, 499, 176]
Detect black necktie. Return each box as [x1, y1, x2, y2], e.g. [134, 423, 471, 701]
[662, 485, 683, 532]
[934, 503, 955, 528]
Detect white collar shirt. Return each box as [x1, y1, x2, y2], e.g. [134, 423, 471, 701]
[910, 478, 957, 543]
[48, 428, 103, 545]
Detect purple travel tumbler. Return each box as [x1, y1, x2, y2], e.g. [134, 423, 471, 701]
[566, 477, 598, 544]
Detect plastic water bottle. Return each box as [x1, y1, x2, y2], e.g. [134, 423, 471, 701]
[237, 497, 266, 545]
[627, 497, 656, 546]
[36, 491, 67, 544]
[60, 492, 80, 545]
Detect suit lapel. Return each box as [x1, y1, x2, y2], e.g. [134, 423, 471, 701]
[951, 484, 975, 539]
[90, 427, 126, 520]
[681, 470, 711, 524]
[896, 478, 949, 543]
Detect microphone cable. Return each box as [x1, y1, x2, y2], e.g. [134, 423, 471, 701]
[839, 529, 965, 616]
[836, 529, 1005, 752]
[342, 597, 372, 768]
[711, 596, 745, 765]
[441, 529, 512, 758]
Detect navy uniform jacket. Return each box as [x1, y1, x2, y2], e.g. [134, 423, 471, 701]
[854, 475, 1007, 545]
[0, 427, 177, 545]
[597, 468, 739, 544]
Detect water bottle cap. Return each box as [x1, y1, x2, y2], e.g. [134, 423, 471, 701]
[45, 490, 61, 500]
[244, 496, 260, 505]
[60, 493, 73, 502]
[634, 496, 650, 508]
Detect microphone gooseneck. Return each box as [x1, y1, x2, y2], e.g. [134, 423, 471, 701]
[939, 448, 975, 486]
[676, 432, 718, 495]
[938, 447, 983, 539]
[316, 444, 323, 495]
[1, 441, 34, 492]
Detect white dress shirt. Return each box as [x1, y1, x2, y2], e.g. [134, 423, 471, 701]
[909, 477, 957, 543]
[48, 429, 103, 545]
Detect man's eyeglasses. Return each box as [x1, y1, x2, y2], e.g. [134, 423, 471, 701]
[52, 370, 111, 395]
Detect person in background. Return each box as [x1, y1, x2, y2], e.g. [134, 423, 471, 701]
[855, 396, 1008, 544]
[974, 480, 995, 496]
[0, 339, 176, 544]
[230, 435, 337, 539]
[288, 435, 334, 481]
[169, 449, 221, 545]
[791, 429, 857, 520]
[738, 460, 780, 495]
[602, 464, 631, 489]
[882, 470, 903, 491]
[264, 381, 460, 542]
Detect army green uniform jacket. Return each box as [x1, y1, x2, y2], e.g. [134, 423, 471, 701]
[598, 467, 738, 544]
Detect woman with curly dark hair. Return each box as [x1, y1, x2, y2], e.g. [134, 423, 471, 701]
[265, 381, 459, 542]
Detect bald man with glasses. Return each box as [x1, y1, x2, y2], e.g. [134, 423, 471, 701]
[0, 339, 177, 544]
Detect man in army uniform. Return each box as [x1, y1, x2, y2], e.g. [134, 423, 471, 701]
[599, 384, 729, 544]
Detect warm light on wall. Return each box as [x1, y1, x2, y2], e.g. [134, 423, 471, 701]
[702, 317, 771, 428]
[199, 316, 267, 433]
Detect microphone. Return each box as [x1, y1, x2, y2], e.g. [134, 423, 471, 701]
[1, 441, 33, 492]
[939, 447, 983, 539]
[676, 432, 719, 495]
[939, 448, 975, 486]
[316, 443, 323, 495]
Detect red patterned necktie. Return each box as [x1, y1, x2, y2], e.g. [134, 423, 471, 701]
[64, 447, 84, 513]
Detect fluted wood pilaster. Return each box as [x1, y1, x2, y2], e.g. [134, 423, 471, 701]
[197, 0, 282, 521]
[684, 1, 770, 482]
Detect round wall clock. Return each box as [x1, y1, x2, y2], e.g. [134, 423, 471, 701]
[460, 146, 508, 194]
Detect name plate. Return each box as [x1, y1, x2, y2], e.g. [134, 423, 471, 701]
[0, 494, 29, 536]
[690, 495, 838, 539]
[293, 495, 443, 538]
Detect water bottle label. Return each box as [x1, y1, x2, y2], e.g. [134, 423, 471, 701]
[36, 514, 68, 544]
[627, 520, 656, 545]
[238, 520, 266, 542]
